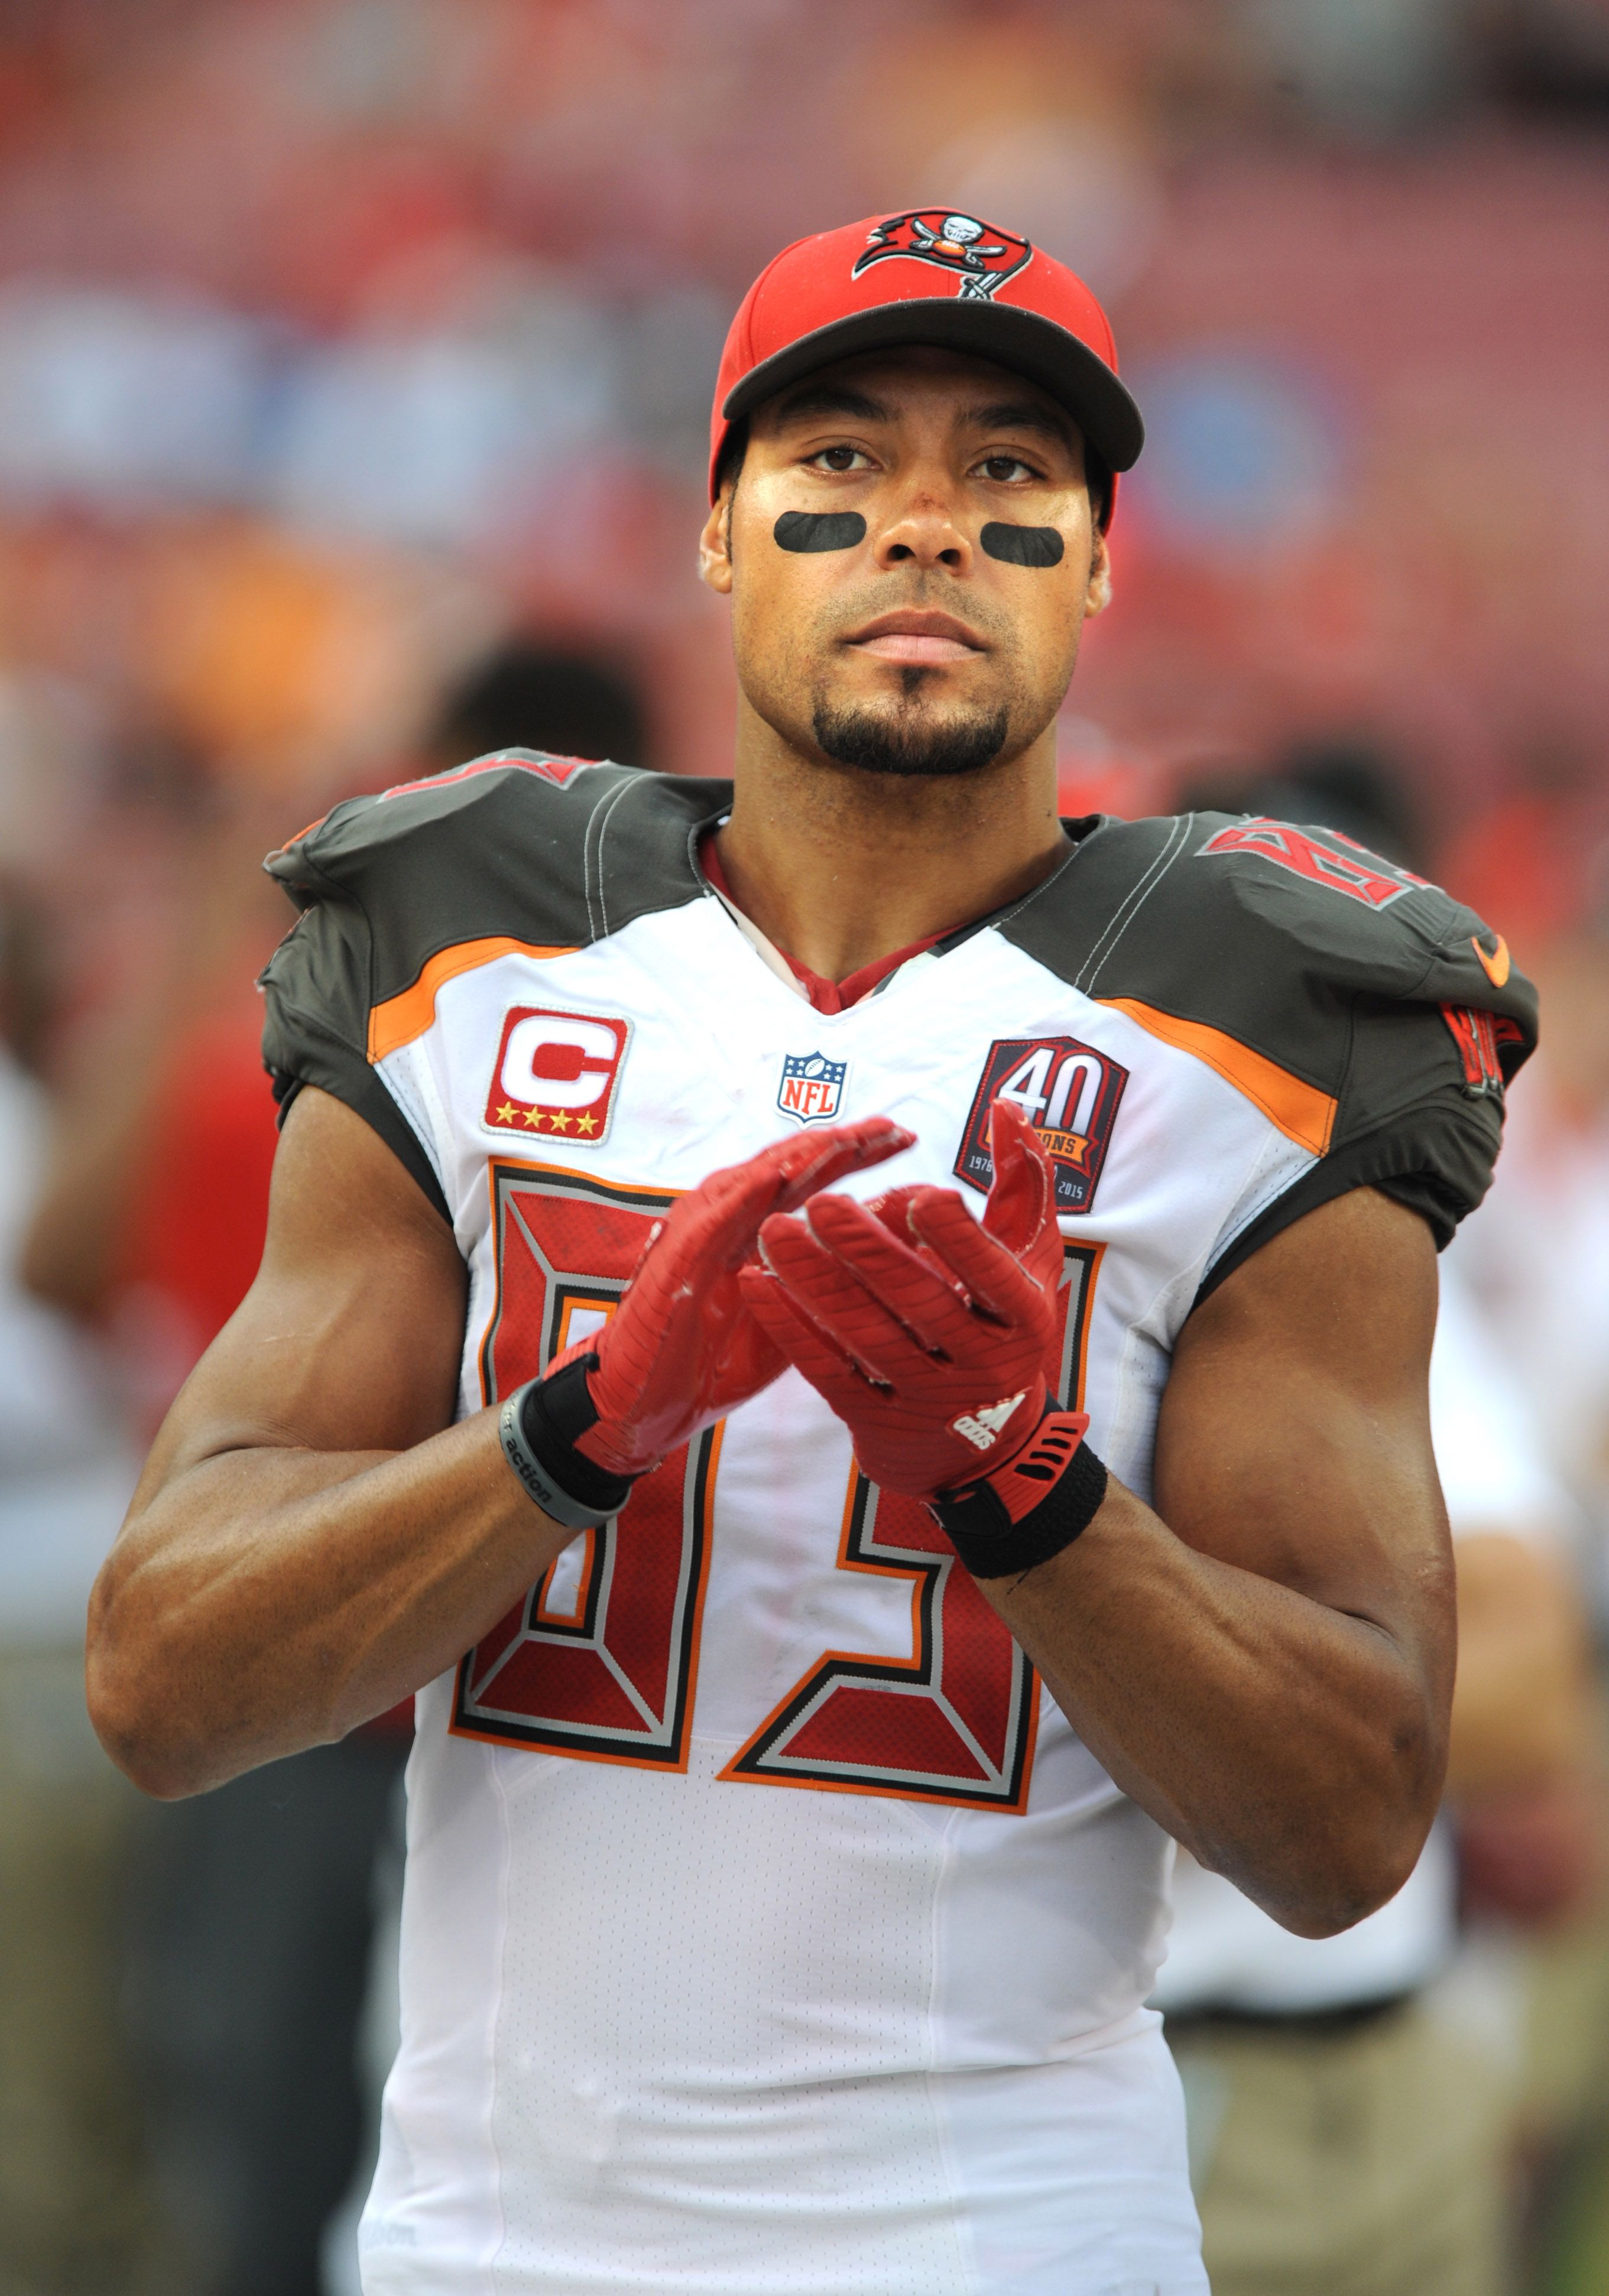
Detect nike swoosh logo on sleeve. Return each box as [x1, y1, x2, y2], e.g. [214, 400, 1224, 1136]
[1471, 933, 1511, 988]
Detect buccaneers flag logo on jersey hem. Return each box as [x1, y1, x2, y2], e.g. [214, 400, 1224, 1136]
[852, 212, 1032, 302]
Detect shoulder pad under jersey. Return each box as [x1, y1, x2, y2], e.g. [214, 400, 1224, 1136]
[268, 751, 727, 977]
[999, 811, 1537, 1285]
[260, 754, 730, 1214]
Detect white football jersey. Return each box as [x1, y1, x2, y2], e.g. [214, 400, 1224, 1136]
[261, 755, 1533, 2295]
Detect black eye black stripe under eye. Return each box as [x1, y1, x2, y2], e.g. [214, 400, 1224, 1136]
[773, 512, 867, 553]
[981, 524, 1064, 568]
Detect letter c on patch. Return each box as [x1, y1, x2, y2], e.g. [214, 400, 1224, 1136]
[501, 1016, 621, 1109]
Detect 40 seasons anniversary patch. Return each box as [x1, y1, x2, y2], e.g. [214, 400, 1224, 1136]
[956, 1036, 1128, 1215]
[484, 1006, 631, 1144]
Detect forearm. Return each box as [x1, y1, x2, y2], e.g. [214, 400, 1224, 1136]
[87, 1090, 914, 1801]
[87, 1411, 573, 1797]
[984, 1477, 1446, 1935]
[740, 1165, 1449, 1935]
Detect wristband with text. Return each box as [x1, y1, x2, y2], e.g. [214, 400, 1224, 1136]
[498, 1353, 638, 1531]
[929, 1409, 1108, 1580]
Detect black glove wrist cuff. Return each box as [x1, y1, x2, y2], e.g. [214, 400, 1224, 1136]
[930, 1436, 1108, 1580]
[498, 1353, 637, 1530]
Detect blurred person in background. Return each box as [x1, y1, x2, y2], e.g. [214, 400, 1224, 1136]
[1440, 810, 1609, 2293]
[1160, 1263, 1591, 2296]
[1155, 753, 1601, 2296]
[422, 641, 648, 780]
[18, 739, 389, 2296]
[1449, 843, 1609, 1576]
[0, 879, 155, 2294]
[20, 642, 643, 2296]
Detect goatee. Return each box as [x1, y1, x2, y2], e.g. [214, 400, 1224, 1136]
[810, 693, 1011, 780]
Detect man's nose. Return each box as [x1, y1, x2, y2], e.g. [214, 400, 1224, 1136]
[871, 473, 972, 574]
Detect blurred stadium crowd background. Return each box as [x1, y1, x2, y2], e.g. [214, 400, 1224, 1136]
[1, 2, 1608, 2292]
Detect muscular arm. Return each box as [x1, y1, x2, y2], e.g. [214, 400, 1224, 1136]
[86, 1087, 578, 1798]
[981, 1187, 1454, 1938]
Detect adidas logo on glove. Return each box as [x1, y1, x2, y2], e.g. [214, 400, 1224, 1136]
[952, 1392, 1029, 1452]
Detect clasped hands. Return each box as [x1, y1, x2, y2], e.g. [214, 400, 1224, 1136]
[555, 1099, 1069, 1506]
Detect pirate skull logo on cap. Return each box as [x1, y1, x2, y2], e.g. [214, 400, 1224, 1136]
[851, 210, 1032, 301]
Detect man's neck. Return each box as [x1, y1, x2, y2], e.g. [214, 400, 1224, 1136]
[715, 705, 1071, 983]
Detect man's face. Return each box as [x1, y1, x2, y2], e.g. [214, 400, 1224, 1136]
[699, 345, 1111, 781]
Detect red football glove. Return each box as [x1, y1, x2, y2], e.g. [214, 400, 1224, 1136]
[557, 1116, 913, 1480]
[739, 1100, 1066, 1499]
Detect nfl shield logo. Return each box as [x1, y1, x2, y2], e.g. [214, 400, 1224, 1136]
[777, 1051, 848, 1126]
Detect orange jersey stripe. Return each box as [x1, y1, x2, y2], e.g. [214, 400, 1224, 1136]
[368, 936, 580, 1063]
[1097, 997, 1337, 1157]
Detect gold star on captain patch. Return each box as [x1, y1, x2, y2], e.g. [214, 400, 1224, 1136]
[575, 1112, 598, 1135]
[549, 1110, 572, 1131]
[523, 1108, 544, 1128]
[494, 1102, 517, 1125]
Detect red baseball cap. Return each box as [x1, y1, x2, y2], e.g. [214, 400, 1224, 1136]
[709, 209, 1144, 524]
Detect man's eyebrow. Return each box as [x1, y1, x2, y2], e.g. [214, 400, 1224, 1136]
[762, 385, 1079, 449]
[963, 399, 1078, 447]
[767, 385, 891, 430]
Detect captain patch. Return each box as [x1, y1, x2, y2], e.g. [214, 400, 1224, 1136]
[485, 1007, 630, 1144]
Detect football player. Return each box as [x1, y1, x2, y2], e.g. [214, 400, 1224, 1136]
[86, 211, 1535, 2294]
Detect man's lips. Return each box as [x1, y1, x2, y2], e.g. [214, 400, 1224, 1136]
[842, 610, 988, 667]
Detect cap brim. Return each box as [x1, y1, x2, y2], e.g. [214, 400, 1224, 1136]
[722, 298, 1144, 474]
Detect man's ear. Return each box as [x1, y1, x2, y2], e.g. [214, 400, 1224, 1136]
[699, 491, 734, 595]
[1084, 523, 1113, 619]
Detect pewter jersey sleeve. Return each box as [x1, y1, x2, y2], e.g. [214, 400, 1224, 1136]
[258, 762, 1535, 2296]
